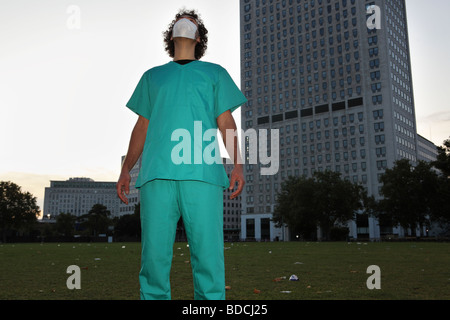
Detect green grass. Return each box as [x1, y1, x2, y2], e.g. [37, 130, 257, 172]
[0, 241, 449, 300]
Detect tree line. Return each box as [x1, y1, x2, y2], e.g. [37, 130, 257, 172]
[273, 137, 450, 240]
[49, 203, 141, 241]
[0, 182, 140, 242]
[1, 138, 450, 242]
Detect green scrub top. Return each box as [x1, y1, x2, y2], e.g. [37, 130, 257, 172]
[126, 60, 248, 190]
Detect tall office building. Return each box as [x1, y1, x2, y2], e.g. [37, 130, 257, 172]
[240, 0, 419, 240]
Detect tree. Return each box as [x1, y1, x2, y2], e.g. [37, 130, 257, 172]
[273, 175, 318, 240]
[0, 181, 40, 242]
[55, 212, 77, 237]
[379, 159, 440, 236]
[113, 203, 141, 240]
[78, 204, 111, 237]
[273, 171, 366, 240]
[433, 137, 450, 177]
[312, 171, 365, 239]
[431, 137, 450, 225]
[429, 174, 450, 226]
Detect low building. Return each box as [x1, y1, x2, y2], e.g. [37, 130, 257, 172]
[43, 177, 120, 218]
[417, 134, 438, 163]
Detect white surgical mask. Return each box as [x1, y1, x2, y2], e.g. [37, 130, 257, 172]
[172, 18, 198, 40]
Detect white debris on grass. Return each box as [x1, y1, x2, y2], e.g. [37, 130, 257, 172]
[289, 275, 299, 281]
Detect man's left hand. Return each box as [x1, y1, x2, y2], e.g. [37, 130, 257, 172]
[229, 165, 245, 199]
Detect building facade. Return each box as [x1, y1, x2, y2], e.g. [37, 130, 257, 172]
[43, 177, 121, 218]
[240, 0, 421, 240]
[417, 134, 438, 163]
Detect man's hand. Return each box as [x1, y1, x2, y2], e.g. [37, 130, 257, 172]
[229, 165, 245, 199]
[117, 115, 148, 205]
[117, 170, 131, 204]
[217, 110, 245, 200]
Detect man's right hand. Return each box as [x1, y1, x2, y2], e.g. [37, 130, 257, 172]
[117, 170, 131, 204]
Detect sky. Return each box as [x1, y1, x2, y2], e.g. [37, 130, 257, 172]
[1, 0, 449, 215]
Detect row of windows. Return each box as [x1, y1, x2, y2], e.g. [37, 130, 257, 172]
[395, 130, 416, 152]
[394, 110, 414, 128]
[224, 217, 239, 223]
[245, 143, 374, 170]
[391, 68, 411, 93]
[245, 0, 358, 13]
[48, 193, 117, 200]
[394, 123, 415, 140]
[246, 2, 358, 22]
[247, 65, 361, 90]
[247, 105, 384, 129]
[281, 138, 367, 154]
[299, 127, 366, 142]
[396, 148, 416, 163]
[248, 90, 363, 113]
[245, 38, 360, 63]
[249, 18, 359, 39]
[48, 198, 117, 206]
[300, 154, 368, 165]
[247, 66, 362, 95]
[120, 203, 138, 213]
[48, 189, 115, 195]
[246, 30, 360, 62]
[392, 95, 413, 115]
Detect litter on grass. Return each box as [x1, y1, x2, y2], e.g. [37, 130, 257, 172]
[273, 276, 286, 282]
[289, 275, 299, 281]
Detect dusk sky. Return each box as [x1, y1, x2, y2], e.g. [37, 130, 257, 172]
[1, 0, 449, 214]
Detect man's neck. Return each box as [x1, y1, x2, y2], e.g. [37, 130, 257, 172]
[173, 38, 197, 61]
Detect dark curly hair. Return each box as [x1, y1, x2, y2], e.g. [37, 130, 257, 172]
[163, 9, 208, 60]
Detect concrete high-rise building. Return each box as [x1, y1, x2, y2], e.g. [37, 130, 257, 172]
[43, 177, 121, 218]
[240, 0, 421, 240]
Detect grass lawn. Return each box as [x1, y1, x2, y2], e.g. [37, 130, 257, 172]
[0, 241, 449, 300]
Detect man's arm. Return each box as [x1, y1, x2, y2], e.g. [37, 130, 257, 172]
[217, 110, 245, 200]
[117, 115, 149, 204]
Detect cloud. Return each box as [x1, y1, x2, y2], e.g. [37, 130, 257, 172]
[416, 112, 450, 146]
[420, 111, 450, 123]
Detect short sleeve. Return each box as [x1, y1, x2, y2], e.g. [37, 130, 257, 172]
[126, 71, 152, 120]
[215, 67, 248, 119]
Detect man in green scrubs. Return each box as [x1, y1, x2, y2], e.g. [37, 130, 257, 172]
[116, 10, 247, 300]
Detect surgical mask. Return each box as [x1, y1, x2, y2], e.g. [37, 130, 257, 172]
[172, 18, 198, 40]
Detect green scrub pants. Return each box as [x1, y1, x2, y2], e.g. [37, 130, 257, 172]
[139, 179, 225, 300]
